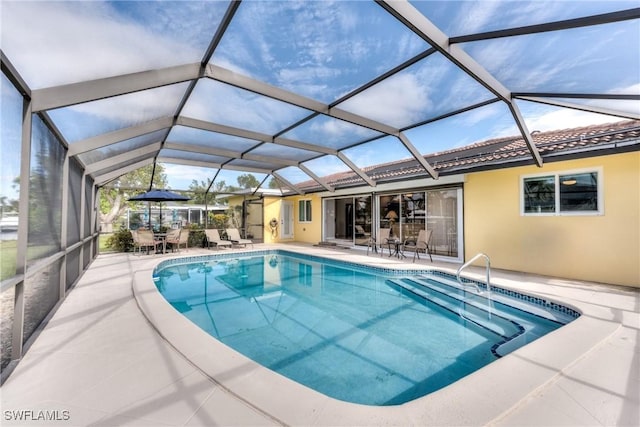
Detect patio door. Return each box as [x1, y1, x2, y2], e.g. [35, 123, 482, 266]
[426, 188, 462, 259]
[377, 187, 463, 260]
[322, 196, 372, 246]
[281, 201, 294, 239]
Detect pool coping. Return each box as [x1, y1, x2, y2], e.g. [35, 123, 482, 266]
[131, 244, 622, 426]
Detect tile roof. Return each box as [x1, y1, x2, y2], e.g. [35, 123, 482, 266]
[297, 120, 640, 192]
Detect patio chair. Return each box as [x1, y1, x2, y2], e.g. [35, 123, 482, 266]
[170, 228, 189, 252]
[135, 229, 163, 255]
[205, 229, 232, 250]
[367, 228, 391, 256]
[354, 225, 371, 245]
[225, 228, 253, 248]
[131, 230, 141, 255]
[165, 228, 181, 252]
[412, 229, 433, 262]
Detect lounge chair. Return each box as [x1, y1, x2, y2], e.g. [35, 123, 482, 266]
[225, 228, 253, 248]
[205, 229, 232, 250]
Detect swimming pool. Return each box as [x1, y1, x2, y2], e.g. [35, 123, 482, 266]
[153, 250, 578, 406]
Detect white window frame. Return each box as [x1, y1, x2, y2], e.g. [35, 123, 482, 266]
[298, 199, 312, 223]
[520, 167, 604, 216]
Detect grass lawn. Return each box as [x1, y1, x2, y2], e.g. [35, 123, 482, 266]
[99, 233, 114, 252]
[1, 241, 59, 281]
[1, 240, 17, 281]
[0, 238, 115, 282]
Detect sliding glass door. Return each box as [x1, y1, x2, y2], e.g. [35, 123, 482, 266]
[322, 196, 372, 246]
[322, 188, 462, 258]
[354, 196, 372, 246]
[426, 188, 461, 258]
[377, 187, 462, 259]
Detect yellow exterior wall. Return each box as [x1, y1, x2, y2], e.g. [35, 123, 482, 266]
[464, 151, 640, 287]
[263, 196, 281, 244]
[287, 194, 323, 244]
[260, 194, 322, 243]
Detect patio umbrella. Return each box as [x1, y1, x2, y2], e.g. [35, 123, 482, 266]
[129, 189, 190, 230]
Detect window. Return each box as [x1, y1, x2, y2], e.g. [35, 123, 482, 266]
[522, 169, 602, 215]
[523, 176, 556, 213]
[298, 199, 312, 222]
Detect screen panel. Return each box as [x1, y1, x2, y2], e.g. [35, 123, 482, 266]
[27, 115, 65, 264]
[411, 0, 637, 37]
[181, 79, 312, 136]
[1, 0, 231, 89]
[49, 83, 189, 143]
[211, 0, 429, 103]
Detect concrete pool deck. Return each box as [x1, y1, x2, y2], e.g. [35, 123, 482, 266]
[1, 244, 638, 426]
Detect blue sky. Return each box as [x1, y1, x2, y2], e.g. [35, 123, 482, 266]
[1, 0, 638, 193]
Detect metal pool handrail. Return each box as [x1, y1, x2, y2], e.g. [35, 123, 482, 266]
[456, 253, 491, 294]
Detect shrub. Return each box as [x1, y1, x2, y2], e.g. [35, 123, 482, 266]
[187, 223, 206, 248]
[106, 228, 134, 252]
[210, 213, 228, 230]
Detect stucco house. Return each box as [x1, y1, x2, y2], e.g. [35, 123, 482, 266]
[234, 120, 639, 287]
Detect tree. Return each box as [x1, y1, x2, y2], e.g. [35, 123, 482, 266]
[213, 180, 227, 193]
[267, 177, 279, 189]
[99, 164, 167, 232]
[187, 179, 212, 204]
[237, 173, 260, 189]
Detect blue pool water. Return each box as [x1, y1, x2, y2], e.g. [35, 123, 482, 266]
[153, 251, 577, 406]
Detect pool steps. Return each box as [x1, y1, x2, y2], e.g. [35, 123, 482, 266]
[386, 276, 565, 357]
[418, 274, 575, 323]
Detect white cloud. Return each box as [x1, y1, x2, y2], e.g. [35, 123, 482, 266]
[70, 83, 187, 124]
[182, 80, 308, 135]
[452, 1, 570, 36]
[344, 137, 412, 168]
[525, 108, 627, 133]
[456, 1, 503, 34]
[471, 102, 629, 142]
[304, 155, 350, 178]
[613, 83, 640, 95]
[309, 117, 373, 141]
[161, 164, 218, 191]
[337, 72, 432, 128]
[458, 103, 503, 127]
[2, 1, 202, 89]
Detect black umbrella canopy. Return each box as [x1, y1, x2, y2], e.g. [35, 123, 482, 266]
[129, 190, 190, 230]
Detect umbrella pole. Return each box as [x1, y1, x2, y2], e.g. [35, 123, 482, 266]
[148, 202, 151, 230]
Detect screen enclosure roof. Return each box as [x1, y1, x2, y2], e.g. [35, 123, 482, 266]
[2, 0, 639, 194]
